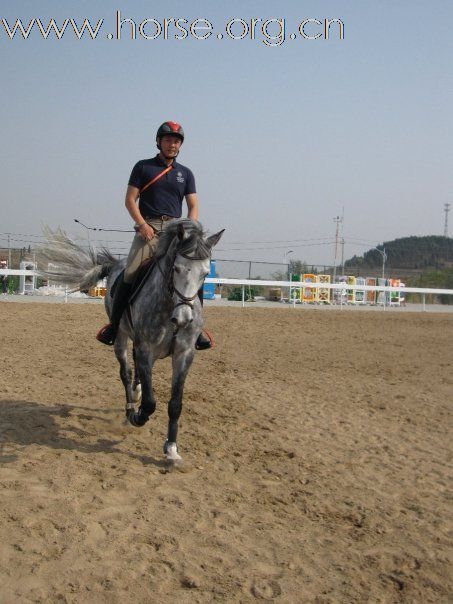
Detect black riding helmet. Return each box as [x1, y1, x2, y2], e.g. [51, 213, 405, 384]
[156, 121, 185, 149]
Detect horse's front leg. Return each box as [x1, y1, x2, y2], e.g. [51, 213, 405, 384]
[113, 334, 134, 416]
[128, 344, 156, 427]
[164, 347, 195, 463]
[132, 345, 142, 403]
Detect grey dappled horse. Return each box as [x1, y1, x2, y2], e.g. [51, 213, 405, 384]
[39, 220, 224, 464]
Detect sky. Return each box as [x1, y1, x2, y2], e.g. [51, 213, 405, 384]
[1, 0, 452, 271]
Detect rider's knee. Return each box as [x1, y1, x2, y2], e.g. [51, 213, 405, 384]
[123, 267, 136, 284]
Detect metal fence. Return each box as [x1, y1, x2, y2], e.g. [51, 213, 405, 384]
[213, 259, 353, 280]
[212, 258, 427, 281]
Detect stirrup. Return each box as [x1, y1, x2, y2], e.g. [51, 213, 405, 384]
[195, 329, 214, 351]
[96, 323, 116, 346]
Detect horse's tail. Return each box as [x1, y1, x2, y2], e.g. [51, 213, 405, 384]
[37, 226, 119, 292]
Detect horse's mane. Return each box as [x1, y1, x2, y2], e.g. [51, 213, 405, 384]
[156, 219, 211, 260]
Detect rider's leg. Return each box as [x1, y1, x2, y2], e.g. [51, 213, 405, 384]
[96, 272, 133, 345]
[96, 231, 157, 346]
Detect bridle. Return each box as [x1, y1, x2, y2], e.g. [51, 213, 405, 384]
[156, 249, 210, 311]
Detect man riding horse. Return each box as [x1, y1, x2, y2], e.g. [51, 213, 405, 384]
[96, 121, 212, 350]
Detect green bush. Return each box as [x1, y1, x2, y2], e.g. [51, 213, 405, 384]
[227, 286, 263, 301]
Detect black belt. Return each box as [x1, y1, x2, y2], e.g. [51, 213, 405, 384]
[146, 215, 176, 222]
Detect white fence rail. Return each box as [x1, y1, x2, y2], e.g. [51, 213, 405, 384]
[2, 271, 452, 310]
[205, 278, 453, 311]
[205, 278, 453, 296]
[0, 269, 38, 277]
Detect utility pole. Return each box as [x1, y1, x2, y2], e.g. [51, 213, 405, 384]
[444, 203, 451, 237]
[332, 216, 342, 282]
[7, 233, 11, 268]
[340, 237, 345, 273]
[284, 250, 294, 280]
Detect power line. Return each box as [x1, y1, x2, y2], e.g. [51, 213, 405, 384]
[219, 235, 333, 245]
[0, 231, 340, 245]
[216, 240, 337, 252]
[1, 233, 449, 252]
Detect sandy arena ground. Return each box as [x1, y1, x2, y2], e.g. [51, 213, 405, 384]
[0, 303, 452, 603]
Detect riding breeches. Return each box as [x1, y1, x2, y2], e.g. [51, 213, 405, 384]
[123, 217, 176, 284]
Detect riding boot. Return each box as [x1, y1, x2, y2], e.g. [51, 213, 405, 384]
[96, 274, 133, 346]
[195, 286, 213, 350]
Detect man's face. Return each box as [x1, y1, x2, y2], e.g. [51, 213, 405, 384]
[159, 134, 182, 157]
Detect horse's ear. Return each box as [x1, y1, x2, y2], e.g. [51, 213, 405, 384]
[206, 229, 225, 249]
[177, 223, 189, 241]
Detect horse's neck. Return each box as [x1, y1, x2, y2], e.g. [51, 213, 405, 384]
[141, 252, 174, 306]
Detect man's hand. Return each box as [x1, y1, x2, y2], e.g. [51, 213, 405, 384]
[138, 223, 155, 242]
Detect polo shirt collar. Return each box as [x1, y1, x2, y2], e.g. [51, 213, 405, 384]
[155, 154, 178, 169]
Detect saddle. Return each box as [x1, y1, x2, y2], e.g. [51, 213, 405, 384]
[110, 258, 158, 304]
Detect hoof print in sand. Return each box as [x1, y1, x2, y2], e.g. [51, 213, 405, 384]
[251, 579, 282, 600]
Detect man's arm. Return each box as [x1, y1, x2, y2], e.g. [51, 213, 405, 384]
[125, 185, 154, 241]
[186, 193, 199, 220]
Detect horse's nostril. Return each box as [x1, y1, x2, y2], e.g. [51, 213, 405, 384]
[171, 317, 178, 325]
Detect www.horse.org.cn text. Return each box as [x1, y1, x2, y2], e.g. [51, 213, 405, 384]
[1, 13, 345, 47]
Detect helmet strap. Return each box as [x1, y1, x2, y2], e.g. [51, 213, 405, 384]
[158, 149, 178, 164]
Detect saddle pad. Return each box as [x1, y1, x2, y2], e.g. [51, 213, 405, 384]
[128, 258, 158, 304]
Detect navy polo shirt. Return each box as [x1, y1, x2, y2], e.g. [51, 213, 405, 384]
[128, 155, 196, 219]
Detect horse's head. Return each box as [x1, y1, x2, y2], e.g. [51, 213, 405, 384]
[170, 222, 224, 328]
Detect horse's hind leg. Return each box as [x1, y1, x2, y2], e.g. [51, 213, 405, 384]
[114, 333, 134, 418]
[164, 348, 195, 463]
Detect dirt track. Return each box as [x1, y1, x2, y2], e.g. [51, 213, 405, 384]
[0, 303, 452, 603]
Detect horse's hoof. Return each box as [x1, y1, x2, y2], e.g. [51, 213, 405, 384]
[163, 441, 183, 465]
[128, 408, 149, 428]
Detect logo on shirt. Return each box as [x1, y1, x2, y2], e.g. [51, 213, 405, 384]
[176, 171, 185, 183]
